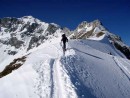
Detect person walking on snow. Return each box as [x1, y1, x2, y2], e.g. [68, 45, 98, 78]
[61, 34, 68, 51]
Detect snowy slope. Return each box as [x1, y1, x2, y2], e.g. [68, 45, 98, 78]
[0, 37, 130, 98]
[64, 40, 130, 98]
[0, 16, 130, 98]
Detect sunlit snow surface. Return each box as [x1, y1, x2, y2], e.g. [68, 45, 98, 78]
[0, 37, 130, 98]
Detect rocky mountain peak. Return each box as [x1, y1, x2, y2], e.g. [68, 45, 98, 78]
[0, 16, 62, 56]
[69, 19, 130, 59]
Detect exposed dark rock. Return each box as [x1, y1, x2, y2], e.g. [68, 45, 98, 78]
[27, 36, 39, 50]
[108, 34, 130, 59]
[27, 35, 46, 51]
[46, 24, 58, 35]
[0, 56, 26, 78]
[8, 50, 17, 55]
[8, 37, 24, 48]
[96, 32, 105, 37]
[27, 23, 39, 32]
[20, 24, 29, 31]
[114, 42, 130, 59]
[0, 17, 21, 29]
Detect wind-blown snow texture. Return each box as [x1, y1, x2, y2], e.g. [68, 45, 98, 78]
[0, 16, 130, 98]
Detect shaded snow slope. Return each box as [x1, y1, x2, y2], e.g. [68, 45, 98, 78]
[0, 39, 130, 98]
[63, 40, 130, 98]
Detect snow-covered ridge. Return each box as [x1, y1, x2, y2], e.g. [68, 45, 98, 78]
[69, 20, 130, 59]
[0, 16, 130, 98]
[0, 39, 130, 98]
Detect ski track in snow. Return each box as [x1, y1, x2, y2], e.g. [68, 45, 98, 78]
[34, 44, 77, 98]
[54, 59, 66, 98]
[119, 59, 130, 76]
[113, 56, 130, 81]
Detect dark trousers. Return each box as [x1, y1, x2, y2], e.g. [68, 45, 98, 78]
[63, 42, 66, 50]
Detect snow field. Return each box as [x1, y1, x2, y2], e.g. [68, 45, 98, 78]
[0, 39, 130, 98]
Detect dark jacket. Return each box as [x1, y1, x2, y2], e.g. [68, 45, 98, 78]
[61, 34, 68, 43]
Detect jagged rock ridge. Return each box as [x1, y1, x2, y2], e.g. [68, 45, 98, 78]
[70, 20, 130, 59]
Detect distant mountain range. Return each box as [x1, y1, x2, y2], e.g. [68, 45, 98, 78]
[0, 16, 129, 59]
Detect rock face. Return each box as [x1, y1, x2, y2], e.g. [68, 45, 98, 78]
[0, 16, 62, 55]
[70, 20, 105, 39]
[46, 24, 59, 35]
[108, 34, 130, 59]
[0, 56, 26, 78]
[8, 37, 24, 48]
[0, 17, 21, 29]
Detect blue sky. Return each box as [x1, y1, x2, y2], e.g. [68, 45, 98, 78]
[0, 0, 130, 46]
